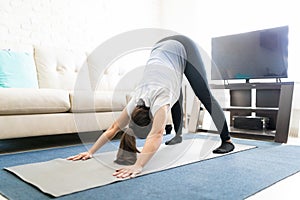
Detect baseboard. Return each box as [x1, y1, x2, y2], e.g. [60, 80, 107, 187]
[289, 109, 300, 138]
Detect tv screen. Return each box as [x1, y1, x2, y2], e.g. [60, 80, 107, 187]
[211, 26, 288, 81]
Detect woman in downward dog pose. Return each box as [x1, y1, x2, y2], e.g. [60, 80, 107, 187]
[68, 35, 235, 179]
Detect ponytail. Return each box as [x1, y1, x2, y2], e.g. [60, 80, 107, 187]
[114, 128, 140, 165]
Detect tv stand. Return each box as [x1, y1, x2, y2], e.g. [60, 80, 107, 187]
[188, 81, 294, 143]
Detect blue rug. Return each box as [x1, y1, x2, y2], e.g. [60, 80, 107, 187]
[1, 134, 300, 200]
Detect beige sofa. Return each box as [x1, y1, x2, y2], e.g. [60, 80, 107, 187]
[0, 45, 145, 140]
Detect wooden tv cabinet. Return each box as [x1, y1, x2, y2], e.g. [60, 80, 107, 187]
[188, 82, 294, 143]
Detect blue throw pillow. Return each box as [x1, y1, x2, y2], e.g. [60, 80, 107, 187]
[0, 50, 39, 88]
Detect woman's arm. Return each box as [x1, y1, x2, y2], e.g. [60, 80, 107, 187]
[67, 108, 130, 161]
[113, 105, 168, 178]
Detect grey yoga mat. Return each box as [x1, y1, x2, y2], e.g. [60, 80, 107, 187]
[5, 138, 255, 197]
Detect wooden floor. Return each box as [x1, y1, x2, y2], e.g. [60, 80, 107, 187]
[0, 131, 124, 155]
[0, 133, 91, 154]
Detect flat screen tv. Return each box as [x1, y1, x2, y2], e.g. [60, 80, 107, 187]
[211, 26, 288, 81]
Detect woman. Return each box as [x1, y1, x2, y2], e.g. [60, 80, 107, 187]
[67, 35, 235, 179]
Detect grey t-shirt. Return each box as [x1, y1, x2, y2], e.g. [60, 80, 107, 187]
[127, 40, 187, 117]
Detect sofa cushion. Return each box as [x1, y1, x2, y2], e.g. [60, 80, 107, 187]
[34, 46, 89, 90]
[0, 88, 70, 115]
[69, 91, 127, 112]
[0, 50, 38, 88]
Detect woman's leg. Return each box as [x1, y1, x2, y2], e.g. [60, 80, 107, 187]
[159, 35, 231, 142]
[165, 90, 183, 145]
[184, 62, 230, 142]
[165, 124, 172, 135]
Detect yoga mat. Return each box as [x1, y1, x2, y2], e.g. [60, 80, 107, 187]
[5, 138, 255, 197]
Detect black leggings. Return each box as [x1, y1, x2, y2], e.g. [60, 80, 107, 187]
[158, 35, 230, 141]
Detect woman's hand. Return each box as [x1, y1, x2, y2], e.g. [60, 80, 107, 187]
[67, 152, 92, 161]
[113, 164, 143, 179]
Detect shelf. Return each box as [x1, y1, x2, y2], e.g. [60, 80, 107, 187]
[210, 82, 294, 90]
[229, 127, 275, 136]
[190, 81, 294, 143]
[223, 107, 279, 112]
[229, 127, 276, 140]
[197, 127, 276, 141]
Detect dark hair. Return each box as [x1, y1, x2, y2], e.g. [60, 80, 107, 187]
[114, 100, 153, 165]
[131, 105, 151, 127]
[114, 128, 140, 165]
[130, 102, 153, 139]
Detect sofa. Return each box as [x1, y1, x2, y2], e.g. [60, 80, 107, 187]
[0, 45, 153, 140]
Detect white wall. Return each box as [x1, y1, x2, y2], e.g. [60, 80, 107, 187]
[0, 0, 161, 51]
[2, 0, 297, 80]
[1, 0, 299, 137]
[160, 0, 299, 82]
[159, 0, 300, 137]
